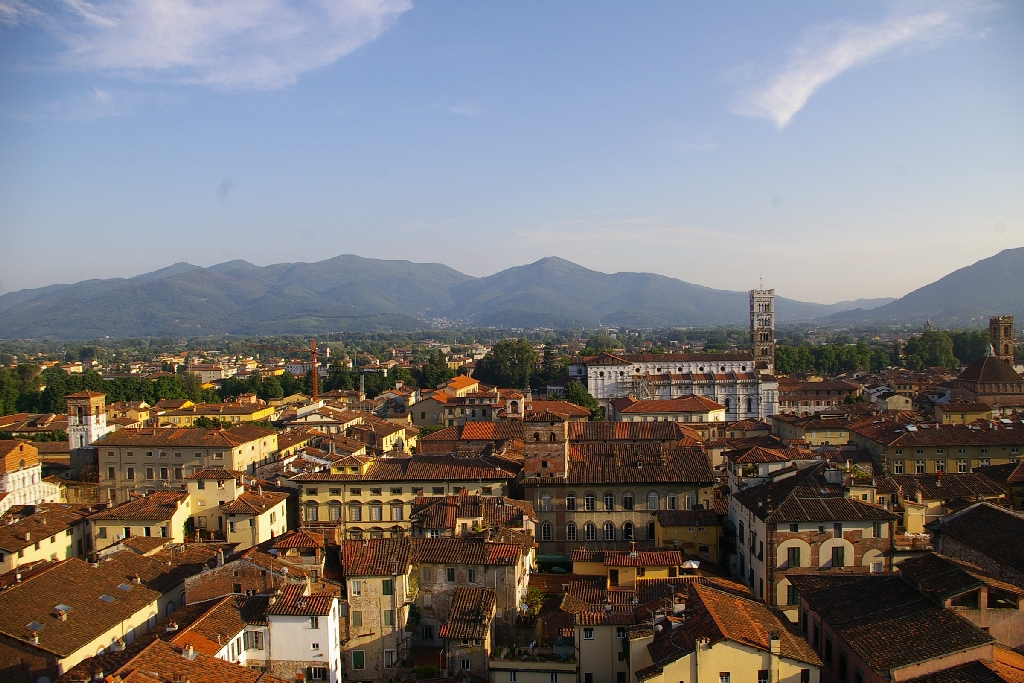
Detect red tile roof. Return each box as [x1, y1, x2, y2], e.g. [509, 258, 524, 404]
[438, 587, 495, 640]
[412, 537, 522, 566]
[89, 491, 188, 522]
[620, 396, 726, 413]
[341, 537, 412, 576]
[264, 584, 334, 616]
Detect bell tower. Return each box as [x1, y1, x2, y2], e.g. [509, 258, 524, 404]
[66, 391, 113, 450]
[990, 316, 1015, 366]
[522, 412, 569, 480]
[749, 287, 775, 374]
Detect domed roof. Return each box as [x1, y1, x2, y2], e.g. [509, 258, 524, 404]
[957, 354, 1022, 383]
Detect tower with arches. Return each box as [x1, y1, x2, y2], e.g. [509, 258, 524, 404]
[522, 411, 570, 480]
[990, 315, 1015, 366]
[749, 287, 775, 375]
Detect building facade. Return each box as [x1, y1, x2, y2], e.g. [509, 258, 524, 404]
[750, 287, 776, 374]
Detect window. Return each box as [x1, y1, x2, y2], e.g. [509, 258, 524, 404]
[758, 671, 769, 683]
[787, 546, 801, 568]
[980, 458, 990, 467]
[423, 625, 434, 640]
[832, 546, 845, 568]
[446, 567, 456, 582]
[622, 493, 634, 510]
[585, 523, 596, 541]
[585, 676, 594, 683]
[623, 522, 634, 540]
[146, 467, 154, 480]
[244, 631, 264, 650]
[391, 505, 404, 521]
[667, 493, 677, 510]
[566, 523, 577, 541]
[604, 522, 615, 541]
[934, 459, 945, 474]
[461, 660, 471, 671]
[957, 459, 968, 473]
[509, 673, 517, 682]
[540, 495, 552, 511]
[549, 674, 557, 683]
[604, 492, 614, 510]
[350, 580, 362, 596]
[382, 579, 393, 595]
[310, 616, 320, 629]
[801, 670, 810, 683]
[647, 491, 659, 510]
[107, 467, 115, 480]
[159, 467, 168, 480]
[384, 609, 394, 627]
[719, 674, 730, 683]
[541, 522, 552, 541]
[311, 642, 320, 651]
[310, 668, 327, 680]
[585, 492, 595, 510]
[872, 522, 883, 538]
[833, 522, 843, 536]
[616, 627, 626, 639]
[351, 611, 363, 627]
[915, 460, 926, 474]
[893, 460, 904, 474]
[468, 569, 476, 583]
[787, 584, 799, 606]
[583, 628, 594, 640]
[565, 493, 576, 511]
[352, 651, 365, 669]
[385, 650, 396, 667]
[370, 505, 383, 521]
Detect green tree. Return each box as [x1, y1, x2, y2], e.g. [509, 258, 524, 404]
[564, 380, 602, 420]
[472, 339, 538, 389]
[417, 351, 455, 389]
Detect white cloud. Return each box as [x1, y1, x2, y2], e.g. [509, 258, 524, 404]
[735, 6, 983, 128]
[6, 0, 412, 89]
[450, 102, 481, 117]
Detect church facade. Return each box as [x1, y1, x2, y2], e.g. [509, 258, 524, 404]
[568, 289, 779, 419]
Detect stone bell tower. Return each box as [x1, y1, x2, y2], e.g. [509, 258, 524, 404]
[522, 412, 570, 480]
[749, 287, 775, 374]
[990, 316, 1015, 366]
[66, 391, 113, 450]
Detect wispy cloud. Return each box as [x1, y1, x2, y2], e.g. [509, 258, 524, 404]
[734, 6, 986, 128]
[0, 86, 170, 121]
[450, 102, 482, 117]
[2, 0, 412, 90]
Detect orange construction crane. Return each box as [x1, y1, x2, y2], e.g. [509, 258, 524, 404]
[249, 339, 321, 402]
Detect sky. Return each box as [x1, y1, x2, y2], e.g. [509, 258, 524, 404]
[0, 0, 1022, 304]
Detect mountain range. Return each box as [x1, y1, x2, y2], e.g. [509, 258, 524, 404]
[0, 248, 1019, 339]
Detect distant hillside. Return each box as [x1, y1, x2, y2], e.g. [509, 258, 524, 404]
[0, 255, 469, 338]
[826, 247, 1024, 325]
[7, 249, 1014, 340]
[446, 257, 875, 327]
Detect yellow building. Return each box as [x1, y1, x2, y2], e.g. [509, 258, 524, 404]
[849, 421, 1024, 474]
[0, 503, 91, 573]
[183, 469, 289, 549]
[631, 583, 822, 683]
[87, 490, 192, 556]
[770, 413, 852, 446]
[650, 509, 720, 563]
[93, 424, 278, 505]
[157, 402, 274, 426]
[616, 396, 727, 426]
[292, 454, 517, 539]
[935, 402, 994, 425]
[571, 548, 690, 588]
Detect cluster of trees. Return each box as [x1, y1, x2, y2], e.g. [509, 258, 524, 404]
[900, 329, 994, 370]
[774, 342, 890, 376]
[0, 366, 217, 416]
[472, 340, 601, 419]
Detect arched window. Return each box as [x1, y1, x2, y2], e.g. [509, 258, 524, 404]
[746, 398, 753, 413]
[604, 522, 616, 541]
[566, 523, 577, 542]
[549, 433, 557, 442]
[510, 401, 519, 414]
[623, 522, 634, 541]
[565, 493, 576, 511]
[540, 494, 552, 511]
[604, 492, 614, 510]
[349, 504, 362, 522]
[533, 432, 540, 441]
[585, 523, 597, 541]
[622, 492, 634, 511]
[584, 492, 596, 511]
[647, 491, 659, 510]
[724, 398, 731, 412]
[667, 493, 677, 510]
[647, 521, 656, 540]
[329, 503, 342, 521]
[540, 522, 552, 541]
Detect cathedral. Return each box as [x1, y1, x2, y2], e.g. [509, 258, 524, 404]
[569, 289, 778, 420]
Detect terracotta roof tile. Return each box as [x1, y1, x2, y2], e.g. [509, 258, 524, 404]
[341, 537, 412, 576]
[438, 586, 495, 640]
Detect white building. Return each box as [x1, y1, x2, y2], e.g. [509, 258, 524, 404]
[0, 440, 62, 516]
[266, 584, 343, 683]
[66, 390, 115, 450]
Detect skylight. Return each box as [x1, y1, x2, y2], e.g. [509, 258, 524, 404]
[117, 583, 132, 591]
[26, 621, 44, 631]
[99, 595, 116, 603]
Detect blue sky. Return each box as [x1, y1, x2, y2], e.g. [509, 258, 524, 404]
[1, 1, 1021, 303]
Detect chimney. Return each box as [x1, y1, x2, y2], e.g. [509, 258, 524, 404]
[24, 532, 30, 542]
[217, 549, 225, 567]
[182, 644, 196, 660]
[131, 574, 141, 584]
